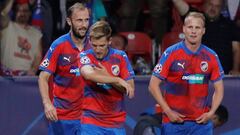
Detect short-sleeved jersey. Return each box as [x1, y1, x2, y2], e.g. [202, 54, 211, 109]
[79, 47, 135, 128]
[153, 41, 224, 123]
[39, 33, 90, 120]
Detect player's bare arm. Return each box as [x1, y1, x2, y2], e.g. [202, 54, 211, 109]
[0, 0, 13, 30]
[149, 76, 185, 123]
[196, 80, 224, 124]
[38, 71, 58, 122]
[93, 62, 135, 98]
[80, 64, 133, 96]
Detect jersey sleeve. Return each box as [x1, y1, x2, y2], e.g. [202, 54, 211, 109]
[39, 42, 60, 74]
[119, 51, 135, 81]
[152, 49, 173, 80]
[210, 54, 224, 82]
[78, 52, 93, 69]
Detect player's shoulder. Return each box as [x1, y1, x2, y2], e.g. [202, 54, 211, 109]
[50, 33, 70, 49]
[165, 41, 183, 53]
[80, 49, 94, 57]
[201, 44, 219, 57]
[110, 47, 127, 56]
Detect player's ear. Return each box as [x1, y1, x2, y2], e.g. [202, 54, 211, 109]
[202, 27, 206, 35]
[109, 37, 112, 45]
[183, 25, 186, 34]
[66, 17, 71, 26]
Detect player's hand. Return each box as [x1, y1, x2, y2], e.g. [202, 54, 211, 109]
[43, 102, 58, 122]
[196, 111, 214, 124]
[117, 78, 134, 99]
[94, 62, 110, 76]
[165, 109, 185, 123]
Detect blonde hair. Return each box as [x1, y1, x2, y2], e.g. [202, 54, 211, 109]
[89, 21, 112, 40]
[184, 12, 206, 27]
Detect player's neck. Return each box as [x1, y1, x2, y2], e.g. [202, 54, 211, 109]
[71, 33, 85, 50]
[185, 41, 201, 53]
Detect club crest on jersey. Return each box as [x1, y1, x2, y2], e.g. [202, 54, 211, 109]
[200, 61, 208, 72]
[80, 56, 91, 64]
[111, 65, 120, 76]
[154, 64, 162, 73]
[40, 59, 49, 68]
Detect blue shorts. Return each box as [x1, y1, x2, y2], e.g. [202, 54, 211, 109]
[48, 120, 81, 135]
[161, 121, 213, 135]
[80, 124, 126, 135]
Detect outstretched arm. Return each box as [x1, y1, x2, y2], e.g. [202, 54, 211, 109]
[0, 0, 14, 30]
[172, 0, 190, 16]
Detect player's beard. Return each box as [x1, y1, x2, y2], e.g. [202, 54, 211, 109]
[72, 26, 87, 40]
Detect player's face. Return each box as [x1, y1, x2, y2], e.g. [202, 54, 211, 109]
[183, 17, 205, 46]
[15, 4, 31, 25]
[91, 37, 110, 59]
[203, 0, 223, 20]
[68, 8, 89, 39]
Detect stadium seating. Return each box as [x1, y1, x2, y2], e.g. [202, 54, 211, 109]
[119, 32, 153, 64]
[161, 31, 184, 53]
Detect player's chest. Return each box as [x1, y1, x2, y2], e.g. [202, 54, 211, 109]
[170, 55, 211, 73]
[92, 58, 121, 76]
[57, 52, 80, 75]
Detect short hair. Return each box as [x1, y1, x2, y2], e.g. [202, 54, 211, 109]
[89, 21, 112, 40]
[184, 12, 206, 27]
[215, 105, 229, 124]
[67, 2, 88, 18]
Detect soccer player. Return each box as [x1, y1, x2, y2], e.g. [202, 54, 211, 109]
[148, 12, 224, 135]
[38, 3, 90, 135]
[78, 21, 135, 135]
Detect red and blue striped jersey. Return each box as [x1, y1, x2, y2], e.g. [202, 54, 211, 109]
[39, 33, 90, 120]
[79, 47, 135, 128]
[153, 41, 224, 123]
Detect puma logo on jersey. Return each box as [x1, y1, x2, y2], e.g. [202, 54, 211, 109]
[163, 51, 168, 57]
[49, 47, 54, 52]
[177, 62, 185, 69]
[63, 56, 71, 62]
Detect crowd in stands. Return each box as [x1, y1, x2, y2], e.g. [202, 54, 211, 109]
[1, 0, 240, 76]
